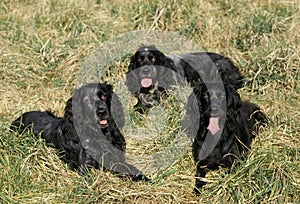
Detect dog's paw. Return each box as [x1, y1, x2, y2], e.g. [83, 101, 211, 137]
[131, 174, 151, 182]
[193, 187, 202, 195]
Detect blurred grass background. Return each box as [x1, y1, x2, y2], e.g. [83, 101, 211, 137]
[0, 0, 299, 203]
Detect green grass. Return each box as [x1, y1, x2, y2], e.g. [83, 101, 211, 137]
[0, 0, 299, 203]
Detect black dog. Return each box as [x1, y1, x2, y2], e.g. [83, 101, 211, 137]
[126, 45, 182, 112]
[126, 45, 244, 111]
[186, 82, 266, 194]
[10, 83, 148, 181]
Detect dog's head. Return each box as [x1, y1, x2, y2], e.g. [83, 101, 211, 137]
[128, 45, 168, 88]
[70, 83, 114, 129]
[193, 82, 241, 135]
[126, 45, 179, 109]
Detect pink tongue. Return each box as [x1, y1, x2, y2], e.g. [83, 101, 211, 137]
[99, 119, 107, 125]
[207, 117, 220, 135]
[141, 78, 152, 88]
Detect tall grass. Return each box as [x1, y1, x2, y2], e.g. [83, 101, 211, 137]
[0, 0, 299, 203]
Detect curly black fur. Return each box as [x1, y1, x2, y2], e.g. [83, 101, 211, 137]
[10, 83, 148, 181]
[188, 82, 267, 194]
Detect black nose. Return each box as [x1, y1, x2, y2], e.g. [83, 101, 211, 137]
[211, 105, 219, 114]
[142, 66, 151, 73]
[97, 106, 108, 115]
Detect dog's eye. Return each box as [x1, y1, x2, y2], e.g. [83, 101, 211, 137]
[138, 56, 144, 63]
[203, 93, 209, 100]
[218, 93, 225, 100]
[101, 95, 107, 101]
[149, 56, 156, 63]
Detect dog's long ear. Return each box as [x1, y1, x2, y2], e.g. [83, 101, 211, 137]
[128, 52, 138, 72]
[225, 84, 241, 110]
[193, 83, 206, 100]
[156, 50, 167, 65]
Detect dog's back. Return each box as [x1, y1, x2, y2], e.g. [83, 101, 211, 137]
[10, 111, 62, 143]
[177, 52, 245, 89]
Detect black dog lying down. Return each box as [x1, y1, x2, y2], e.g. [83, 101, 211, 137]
[126, 45, 245, 111]
[10, 83, 148, 181]
[186, 82, 267, 194]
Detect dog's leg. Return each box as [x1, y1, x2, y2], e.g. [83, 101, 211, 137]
[76, 148, 99, 175]
[194, 163, 207, 195]
[110, 162, 150, 182]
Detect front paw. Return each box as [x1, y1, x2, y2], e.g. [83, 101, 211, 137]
[131, 174, 151, 182]
[194, 180, 206, 195]
[194, 186, 202, 195]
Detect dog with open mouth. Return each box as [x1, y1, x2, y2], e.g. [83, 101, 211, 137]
[126, 45, 245, 112]
[126, 45, 183, 112]
[186, 82, 267, 194]
[10, 83, 148, 181]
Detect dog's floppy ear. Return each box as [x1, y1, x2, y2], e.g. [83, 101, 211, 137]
[159, 52, 167, 65]
[128, 53, 138, 71]
[225, 84, 241, 110]
[193, 83, 206, 99]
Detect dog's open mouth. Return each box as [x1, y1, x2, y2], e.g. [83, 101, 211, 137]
[207, 105, 225, 135]
[95, 105, 110, 128]
[98, 118, 109, 128]
[141, 78, 152, 88]
[207, 117, 220, 135]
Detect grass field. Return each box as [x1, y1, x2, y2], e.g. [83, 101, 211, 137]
[0, 0, 299, 203]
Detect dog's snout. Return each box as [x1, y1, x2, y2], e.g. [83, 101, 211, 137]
[140, 66, 153, 78]
[96, 105, 108, 115]
[211, 105, 219, 113]
[98, 107, 106, 113]
[142, 66, 151, 74]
